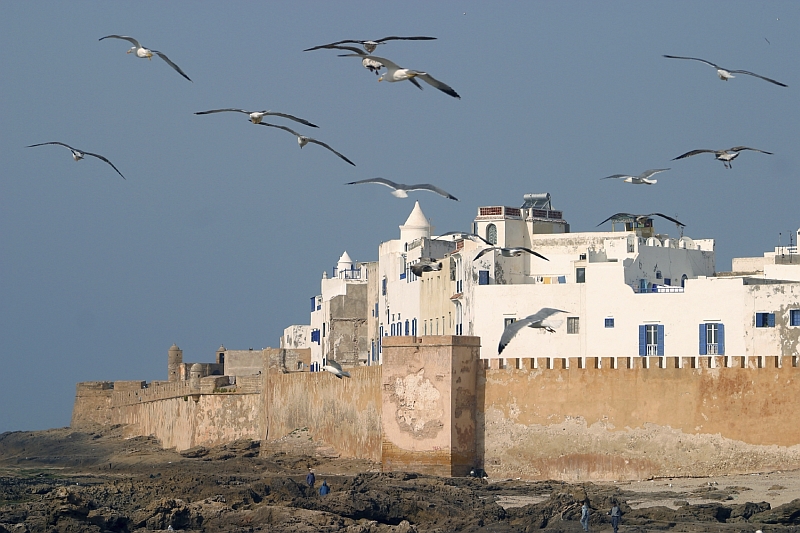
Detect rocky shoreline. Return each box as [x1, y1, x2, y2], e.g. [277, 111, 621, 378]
[1, 426, 799, 532]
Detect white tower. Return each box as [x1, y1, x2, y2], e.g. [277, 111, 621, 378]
[399, 201, 431, 244]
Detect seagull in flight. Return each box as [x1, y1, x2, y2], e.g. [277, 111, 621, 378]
[99, 35, 191, 82]
[27, 142, 125, 179]
[410, 259, 442, 277]
[601, 169, 669, 185]
[304, 36, 437, 54]
[322, 358, 350, 379]
[320, 45, 387, 75]
[257, 123, 354, 166]
[340, 54, 460, 99]
[194, 109, 318, 127]
[434, 232, 493, 245]
[672, 146, 772, 169]
[662, 55, 787, 87]
[596, 212, 685, 228]
[473, 247, 549, 262]
[346, 178, 458, 201]
[498, 308, 568, 354]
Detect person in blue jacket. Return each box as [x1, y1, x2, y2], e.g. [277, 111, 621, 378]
[319, 480, 330, 495]
[306, 469, 316, 490]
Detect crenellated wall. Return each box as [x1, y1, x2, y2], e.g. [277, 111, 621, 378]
[479, 355, 800, 481]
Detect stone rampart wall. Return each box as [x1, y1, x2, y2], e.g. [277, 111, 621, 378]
[266, 366, 382, 462]
[480, 354, 800, 481]
[71, 382, 114, 428]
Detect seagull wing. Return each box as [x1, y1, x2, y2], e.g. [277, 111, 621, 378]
[435, 232, 493, 245]
[639, 168, 670, 179]
[600, 174, 630, 180]
[473, 247, 498, 261]
[673, 149, 715, 160]
[264, 112, 319, 128]
[596, 213, 632, 227]
[258, 122, 300, 136]
[408, 77, 424, 90]
[498, 318, 532, 354]
[306, 138, 355, 166]
[304, 39, 366, 51]
[524, 308, 568, 325]
[328, 45, 368, 55]
[374, 36, 438, 44]
[416, 72, 461, 99]
[152, 50, 192, 81]
[362, 55, 401, 71]
[27, 141, 77, 151]
[99, 35, 142, 48]
[728, 69, 788, 87]
[326, 359, 344, 372]
[516, 248, 550, 261]
[406, 183, 458, 201]
[728, 146, 773, 155]
[194, 108, 250, 116]
[662, 55, 720, 69]
[82, 151, 126, 180]
[647, 213, 685, 226]
[346, 178, 402, 190]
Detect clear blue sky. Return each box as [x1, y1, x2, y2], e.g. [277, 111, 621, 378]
[1, 2, 798, 432]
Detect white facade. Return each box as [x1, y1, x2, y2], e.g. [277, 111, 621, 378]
[283, 193, 800, 368]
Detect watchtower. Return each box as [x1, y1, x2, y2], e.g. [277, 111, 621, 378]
[168, 344, 183, 382]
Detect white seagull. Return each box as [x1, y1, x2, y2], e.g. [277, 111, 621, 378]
[304, 36, 437, 54]
[322, 358, 350, 379]
[473, 247, 549, 262]
[672, 146, 772, 169]
[323, 45, 387, 75]
[410, 260, 442, 277]
[257, 123, 355, 166]
[340, 54, 460, 98]
[596, 213, 685, 228]
[663, 55, 787, 87]
[601, 169, 669, 185]
[346, 178, 458, 201]
[99, 35, 192, 82]
[194, 109, 318, 127]
[498, 308, 569, 354]
[434, 232, 493, 245]
[27, 142, 125, 179]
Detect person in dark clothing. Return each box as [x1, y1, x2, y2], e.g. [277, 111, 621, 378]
[306, 469, 316, 490]
[580, 500, 590, 532]
[319, 480, 330, 495]
[609, 501, 621, 533]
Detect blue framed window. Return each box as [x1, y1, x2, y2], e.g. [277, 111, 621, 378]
[791, 310, 800, 326]
[604, 318, 614, 328]
[479, 270, 489, 285]
[756, 313, 775, 328]
[382, 277, 387, 296]
[310, 297, 316, 311]
[311, 329, 320, 344]
[404, 319, 409, 335]
[639, 324, 664, 356]
[699, 323, 725, 355]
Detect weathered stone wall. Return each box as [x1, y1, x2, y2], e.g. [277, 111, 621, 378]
[381, 336, 480, 477]
[71, 382, 114, 428]
[265, 366, 382, 461]
[480, 355, 800, 481]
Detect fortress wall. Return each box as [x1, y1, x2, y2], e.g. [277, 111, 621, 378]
[266, 366, 382, 461]
[111, 380, 192, 406]
[116, 393, 263, 450]
[71, 382, 114, 428]
[480, 355, 800, 481]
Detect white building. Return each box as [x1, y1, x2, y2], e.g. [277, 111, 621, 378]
[284, 193, 800, 368]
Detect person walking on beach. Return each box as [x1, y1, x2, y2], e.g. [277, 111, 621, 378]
[306, 468, 316, 491]
[580, 499, 590, 532]
[319, 480, 330, 496]
[609, 501, 621, 533]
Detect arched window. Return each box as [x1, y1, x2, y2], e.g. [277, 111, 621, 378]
[486, 224, 498, 245]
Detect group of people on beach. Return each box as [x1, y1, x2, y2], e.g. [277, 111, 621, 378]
[582, 499, 622, 533]
[306, 468, 330, 496]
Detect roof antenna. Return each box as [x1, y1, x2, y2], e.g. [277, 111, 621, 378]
[779, 232, 783, 259]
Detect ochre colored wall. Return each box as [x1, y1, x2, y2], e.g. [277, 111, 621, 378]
[480, 355, 800, 481]
[265, 366, 382, 461]
[71, 382, 114, 428]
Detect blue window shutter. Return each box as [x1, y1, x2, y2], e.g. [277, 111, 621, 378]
[558, 275, 566, 284]
[768, 313, 775, 327]
[657, 325, 665, 356]
[638, 325, 646, 356]
[310, 297, 316, 311]
[405, 320, 409, 335]
[699, 324, 707, 355]
[718, 323, 725, 355]
[479, 270, 489, 285]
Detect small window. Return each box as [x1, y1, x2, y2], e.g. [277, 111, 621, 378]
[791, 310, 800, 327]
[567, 317, 579, 334]
[656, 270, 662, 280]
[504, 317, 516, 328]
[486, 224, 497, 245]
[604, 318, 614, 328]
[576, 268, 586, 283]
[382, 277, 387, 295]
[479, 270, 490, 285]
[756, 312, 775, 328]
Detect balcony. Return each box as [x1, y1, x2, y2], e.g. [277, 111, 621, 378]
[332, 267, 364, 280]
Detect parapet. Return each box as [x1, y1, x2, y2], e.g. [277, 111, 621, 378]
[483, 355, 797, 371]
[113, 380, 146, 391]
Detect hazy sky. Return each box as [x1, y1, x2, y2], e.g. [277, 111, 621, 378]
[2, 2, 798, 432]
